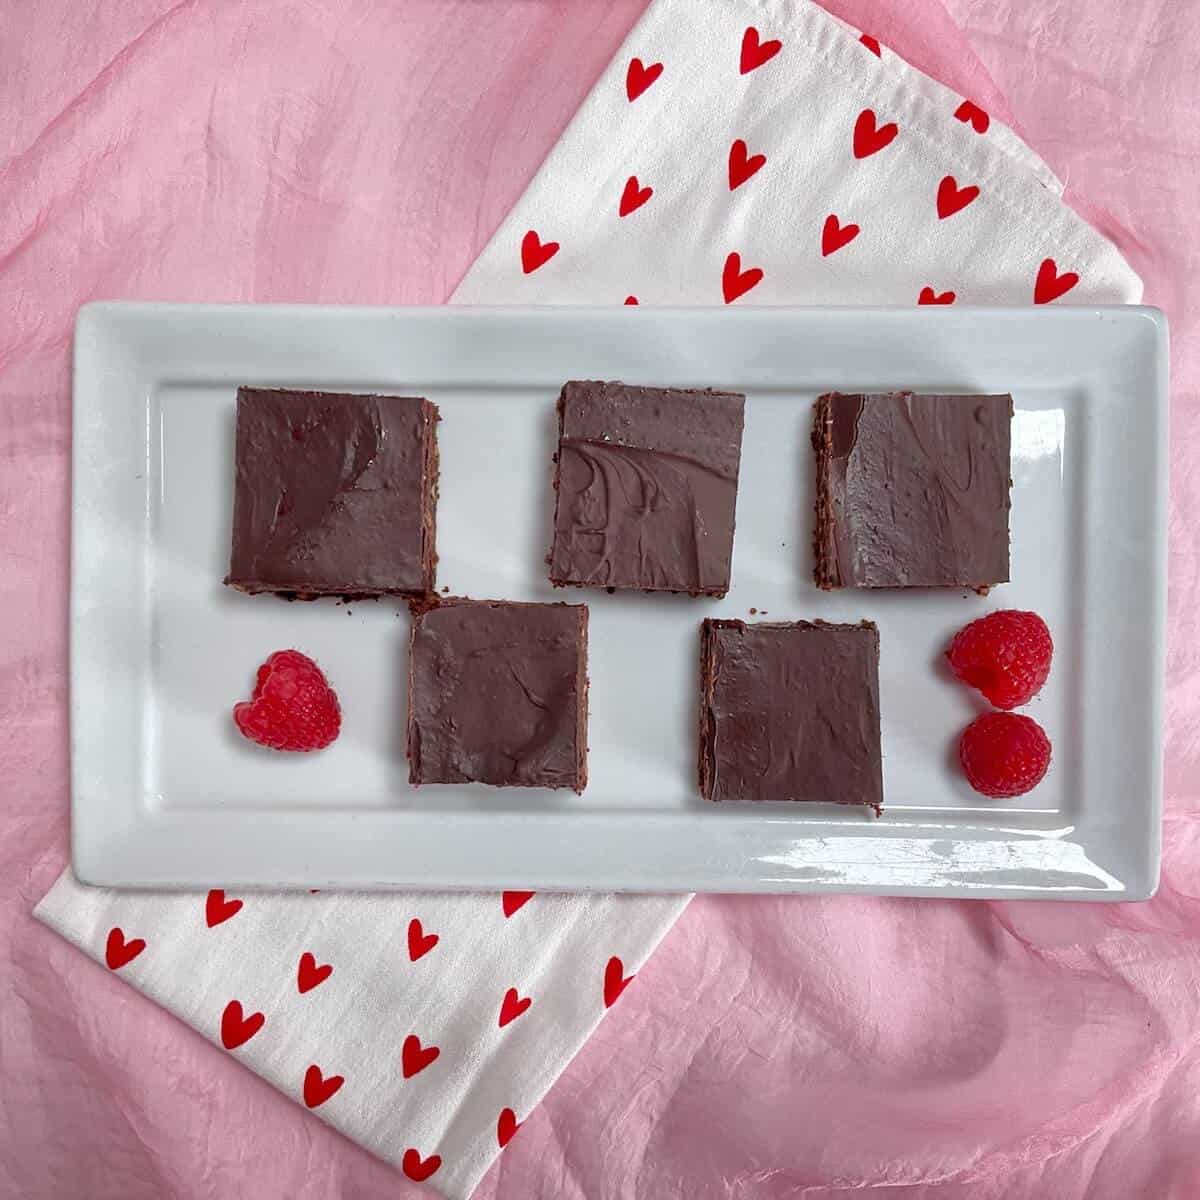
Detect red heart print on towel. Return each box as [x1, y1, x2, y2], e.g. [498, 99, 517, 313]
[954, 100, 990, 133]
[860, 33, 882, 56]
[625, 57, 662, 102]
[401, 1034, 440, 1078]
[205, 889, 242, 927]
[852, 109, 898, 158]
[502, 890, 534, 917]
[919, 287, 956, 305]
[520, 230, 558, 274]
[740, 26, 781, 74]
[497, 1108, 522, 1148]
[220, 1000, 265, 1050]
[936, 175, 980, 219]
[728, 138, 766, 190]
[303, 1064, 343, 1108]
[407, 918, 439, 961]
[1034, 257, 1079, 304]
[604, 956, 634, 1007]
[297, 951, 333, 993]
[403, 1149, 442, 1182]
[624, 295, 639, 305]
[722, 252, 763, 303]
[821, 214, 859, 256]
[499, 987, 532, 1028]
[619, 175, 653, 217]
[104, 927, 145, 970]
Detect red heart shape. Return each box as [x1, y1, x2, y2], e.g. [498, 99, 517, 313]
[728, 138, 766, 190]
[499, 987, 533, 1027]
[402, 1149, 442, 1183]
[740, 26, 781, 74]
[105, 926, 145, 970]
[502, 890, 534, 918]
[936, 175, 980, 219]
[520, 230, 558, 275]
[233, 650, 340, 752]
[604, 956, 634, 1008]
[919, 286, 956, 305]
[407, 918, 439, 961]
[297, 951, 333, 993]
[859, 33, 882, 56]
[722, 252, 763, 304]
[1034, 257, 1079, 304]
[206, 889, 243, 928]
[852, 108, 898, 159]
[401, 1033, 440, 1078]
[619, 175, 653, 217]
[821, 214, 860, 257]
[624, 296, 639, 306]
[625, 56, 663, 102]
[497, 1107, 522, 1148]
[220, 1000, 265, 1049]
[954, 99, 990, 133]
[303, 1064, 343, 1108]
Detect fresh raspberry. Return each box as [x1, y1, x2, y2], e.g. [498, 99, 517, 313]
[946, 609, 1052, 709]
[233, 650, 341, 752]
[959, 712, 1051, 799]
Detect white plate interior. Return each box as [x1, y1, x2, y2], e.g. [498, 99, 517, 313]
[72, 305, 1167, 896]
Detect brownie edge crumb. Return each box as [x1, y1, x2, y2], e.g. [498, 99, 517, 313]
[812, 393, 837, 590]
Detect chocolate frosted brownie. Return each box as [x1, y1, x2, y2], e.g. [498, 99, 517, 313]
[407, 599, 589, 792]
[549, 381, 746, 597]
[226, 387, 438, 599]
[813, 391, 1012, 590]
[699, 618, 883, 811]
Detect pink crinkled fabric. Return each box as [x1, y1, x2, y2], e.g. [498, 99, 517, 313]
[2, 2, 1198, 1199]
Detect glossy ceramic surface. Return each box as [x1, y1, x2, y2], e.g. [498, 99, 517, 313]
[71, 304, 1167, 895]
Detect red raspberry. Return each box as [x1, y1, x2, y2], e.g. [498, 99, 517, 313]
[946, 610, 1052, 709]
[233, 650, 341, 752]
[959, 712, 1051, 799]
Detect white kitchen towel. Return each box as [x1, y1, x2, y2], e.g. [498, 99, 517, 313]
[36, 0, 1142, 1197]
[453, 1, 1139, 309]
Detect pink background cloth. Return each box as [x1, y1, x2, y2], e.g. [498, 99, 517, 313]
[1, 1, 1196, 1197]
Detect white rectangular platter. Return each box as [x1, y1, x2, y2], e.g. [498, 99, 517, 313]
[72, 304, 1168, 898]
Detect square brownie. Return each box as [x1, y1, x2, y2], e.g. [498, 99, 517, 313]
[407, 599, 588, 791]
[549, 380, 746, 597]
[226, 387, 438, 599]
[698, 618, 883, 811]
[813, 391, 1012, 590]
